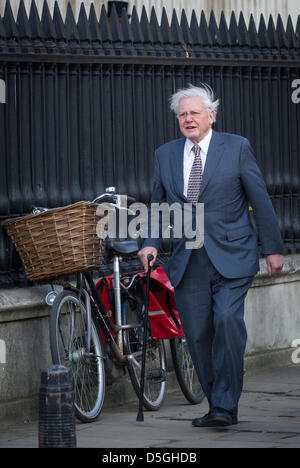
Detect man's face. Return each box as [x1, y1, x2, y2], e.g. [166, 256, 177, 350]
[177, 96, 214, 144]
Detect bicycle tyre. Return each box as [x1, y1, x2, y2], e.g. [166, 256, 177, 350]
[49, 290, 106, 423]
[170, 337, 205, 405]
[123, 300, 167, 411]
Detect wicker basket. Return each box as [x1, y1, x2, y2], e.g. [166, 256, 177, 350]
[2, 201, 107, 282]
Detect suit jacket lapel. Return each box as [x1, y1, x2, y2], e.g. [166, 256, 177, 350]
[199, 130, 225, 199]
[171, 138, 187, 202]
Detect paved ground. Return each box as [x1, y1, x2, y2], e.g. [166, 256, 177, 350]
[0, 364, 300, 449]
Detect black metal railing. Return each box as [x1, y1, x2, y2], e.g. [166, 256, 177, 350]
[0, 0, 299, 285]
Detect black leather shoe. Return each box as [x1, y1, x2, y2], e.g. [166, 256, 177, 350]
[192, 412, 215, 427]
[192, 409, 238, 427]
[210, 408, 237, 426]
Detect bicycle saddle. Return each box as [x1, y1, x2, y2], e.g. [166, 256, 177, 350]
[106, 238, 140, 257]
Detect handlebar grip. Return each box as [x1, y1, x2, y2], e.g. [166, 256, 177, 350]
[147, 254, 154, 263]
[31, 206, 49, 214]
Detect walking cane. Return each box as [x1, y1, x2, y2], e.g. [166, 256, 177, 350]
[136, 253, 154, 422]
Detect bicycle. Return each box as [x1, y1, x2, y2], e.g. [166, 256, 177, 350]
[47, 188, 204, 422]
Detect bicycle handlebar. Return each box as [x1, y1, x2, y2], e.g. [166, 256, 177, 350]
[31, 188, 136, 214]
[92, 191, 136, 206]
[31, 206, 49, 214]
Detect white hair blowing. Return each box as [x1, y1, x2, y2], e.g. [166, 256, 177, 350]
[170, 83, 219, 122]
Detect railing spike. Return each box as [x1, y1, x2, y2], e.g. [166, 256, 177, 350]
[16, 0, 31, 39]
[171, 9, 184, 46]
[190, 9, 203, 46]
[238, 12, 250, 46]
[219, 11, 232, 46]
[208, 10, 221, 46]
[229, 11, 241, 45]
[99, 4, 112, 43]
[88, 3, 102, 41]
[248, 13, 260, 47]
[53, 0, 67, 41]
[267, 14, 279, 48]
[65, 2, 80, 41]
[160, 7, 172, 44]
[258, 14, 270, 48]
[28, 0, 46, 52]
[140, 5, 153, 42]
[286, 15, 298, 49]
[109, 3, 124, 43]
[130, 6, 144, 43]
[88, 3, 104, 54]
[150, 6, 163, 44]
[131, 5, 147, 56]
[120, 7, 132, 42]
[180, 8, 193, 46]
[276, 14, 289, 48]
[120, 7, 135, 55]
[160, 7, 175, 56]
[77, 2, 92, 42]
[200, 10, 212, 46]
[141, 6, 156, 55]
[41, 0, 56, 40]
[3, 0, 19, 38]
[29, 0, 44, 40]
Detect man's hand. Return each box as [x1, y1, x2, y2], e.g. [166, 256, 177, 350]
[266, 254, 284, 276]
[138, 247, 158, 272]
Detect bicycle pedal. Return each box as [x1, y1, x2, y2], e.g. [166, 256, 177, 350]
[147, 369, 167, 384]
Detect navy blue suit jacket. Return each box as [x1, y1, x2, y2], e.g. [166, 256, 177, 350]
[143, 130, 284, 287]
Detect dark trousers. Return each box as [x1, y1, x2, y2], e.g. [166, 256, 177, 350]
[174, 246, 254, 416]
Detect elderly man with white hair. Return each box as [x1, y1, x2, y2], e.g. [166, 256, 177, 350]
[139, 84, 284, 427]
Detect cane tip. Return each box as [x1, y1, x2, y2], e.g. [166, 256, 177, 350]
[136, 413, 144, 422]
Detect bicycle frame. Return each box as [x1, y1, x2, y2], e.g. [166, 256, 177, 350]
[46, 188, 204, 421]
[82, 271, 129, 364]
[56, 256, 184, 372]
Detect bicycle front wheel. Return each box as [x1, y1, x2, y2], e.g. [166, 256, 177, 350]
[49, 291, 106, 422]
[170, 337, 205, 405]
[123, 301, 167, 411]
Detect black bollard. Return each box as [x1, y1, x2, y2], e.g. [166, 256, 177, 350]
[38, 365, 77, 448]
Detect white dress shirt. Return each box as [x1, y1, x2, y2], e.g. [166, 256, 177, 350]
[183, 128, 213, 198]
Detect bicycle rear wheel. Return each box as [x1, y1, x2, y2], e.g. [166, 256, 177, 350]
[123, 300, 167, 411]
[170, 337, 205, 405]
[49, 290, 106, 422]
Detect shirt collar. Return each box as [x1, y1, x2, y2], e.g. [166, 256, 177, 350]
[186, 128, 213, 155]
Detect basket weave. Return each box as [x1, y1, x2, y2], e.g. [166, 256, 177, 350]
[2, 201, 106, 282]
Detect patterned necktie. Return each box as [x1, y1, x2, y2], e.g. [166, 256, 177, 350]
[187, 144, 202, 204]
[186, 145, 203, 249]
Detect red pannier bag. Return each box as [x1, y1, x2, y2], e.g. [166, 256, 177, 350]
[96, 267, 184, 341]
[148, 267, 184, 340]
